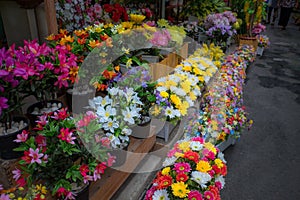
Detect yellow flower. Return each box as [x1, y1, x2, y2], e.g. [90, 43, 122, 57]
[174, 152, 184, 158]
[217, 132, 227, 141]
[122, 47, 130, 55]
[46, 34, 55, 41]
[157, 19, 169, 27]
[181, 80, 191, 93]
[130, 14, 146, 24]
[165, 80, 177, 88]
[126, 58, 133, 67]
[171, 182, 190, 198]
[214, 158, 224, 168]
[178, 141, 190, 152]
[182, 65, 192, 72]
[178, 101, 189, 115]
[104, 23, 114, 28]
[160, 91, 169, 98]
[151, 105, 162, 116]
[214, 61, 221, 68]
[143, 23, 157, 32]
[85, 25, 92, 31]
[121, 21, 134, 29]
[170, 94, 181, 107]
[189, 92, 197, 101]
[9, 193, 15, 199]
[204, 142, 217, 154]
[161, 167, 171, 175]
[196, 160, 212, 173]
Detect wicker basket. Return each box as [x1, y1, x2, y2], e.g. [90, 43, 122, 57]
[239, 35, 258, 50]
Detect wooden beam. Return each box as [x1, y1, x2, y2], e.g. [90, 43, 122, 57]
[44, 0, 57, 35]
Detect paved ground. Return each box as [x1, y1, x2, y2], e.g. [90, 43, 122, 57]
[221, 17, 300, 199]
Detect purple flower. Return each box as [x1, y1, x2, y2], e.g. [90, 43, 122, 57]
[12, 168, 21, 181]
[0, 70, 9, 78]
[0, 97, 9, 116]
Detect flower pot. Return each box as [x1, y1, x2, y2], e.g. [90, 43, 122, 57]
[256, 46, 264, 56]
[110, 146, 128, 167]
[72, 183, 89, 200]
[26, 100, 63, 128]
[159, 47, 174, 56]
[0, 116, 29, 159]
[66, 87, 94, 114]
[131, 116, 153, 139]
[155, 119, 179, 142]
[216, 135, 236, 152]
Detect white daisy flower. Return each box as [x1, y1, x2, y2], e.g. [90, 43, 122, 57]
[162, 156, 177, 167]
[152, 189, 170, 200]
[191, 171, 212, 188]
[190, 141, 203, 151]
[108, 87, 119, 96]
[122, 107, 137, 125]
[122, 128, 132, 136]
[106, 133, 121, 149]
[215, 176, 225, 189]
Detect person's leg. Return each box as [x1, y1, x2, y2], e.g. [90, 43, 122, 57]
[272, 7, 279, 24]
[280, 7, 293, 29]
[267, 7, 274, 23]
[278, 7, 284, 26]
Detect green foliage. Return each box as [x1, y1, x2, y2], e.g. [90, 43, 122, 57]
[180, 0, 230, 21]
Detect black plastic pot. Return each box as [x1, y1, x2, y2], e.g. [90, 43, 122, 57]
[0, 116, 29, 160]
[26, 100, 63, 128]
[73, 183, 90, 200]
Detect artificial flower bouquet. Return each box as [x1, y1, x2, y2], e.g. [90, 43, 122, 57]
[256, 35, 270, 48]
[145, 137, 227, 200]
[0, 183, 48, 200]
[13, 108, 114, 199]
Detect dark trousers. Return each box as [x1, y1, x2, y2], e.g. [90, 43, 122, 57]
[268, 7, 278, 22]
[278, 7, 293, 27]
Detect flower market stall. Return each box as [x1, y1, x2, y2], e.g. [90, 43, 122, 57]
[0, 1, 270, 199]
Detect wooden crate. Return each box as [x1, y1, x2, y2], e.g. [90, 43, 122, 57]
[0, 158, 19, 188]
[89, 134, 156, 200]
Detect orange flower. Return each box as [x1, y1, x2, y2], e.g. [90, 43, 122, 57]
[77, 38, 86, 45]
[74, 29, 88, 38]
[102, 69, 117, 80]
[155, 175, 172, 189]
[105, 37, 113, 48]
[93, 82, 108, 91]
[89, 40, 102, 48]
[60, 35, 74, 46]
[183, 151, 200, 163]
[46, 34, 56, 41]
[100, 34, 109, 41]
[69, 66, 79, 77]
[114, 65, 120, 72]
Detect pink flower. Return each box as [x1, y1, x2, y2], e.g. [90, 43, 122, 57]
[188, 190, 203, 200]
[65, 191, 76, 200]
[79, 164, 89, 177]
[58, 128, 76, 144]
[28, 148, 43, 164]
[203, 191, 215, 200]
[99, 137, 111, 148]
[52, 108, 69, 120]
[191, 137, 204, 143]
[106, 153, 116, 167]
[83, 175, 93, 184]
[94, 4, 102, 14]
[0, 194, 10, 200]
[174, 162, 191, 173]
[150, 29, 171, 47]
[12, 168, 21, 181]
[0, 184, 3, 190]
[14, 130, 29, 143]
[202, 148, 215, 160]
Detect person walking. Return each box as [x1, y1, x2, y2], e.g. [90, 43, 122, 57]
[277, 0, 299, 30]
[267, 0, 279, 25]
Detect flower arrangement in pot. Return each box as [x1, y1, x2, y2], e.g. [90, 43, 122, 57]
[13, 108, 115, 199]
[114, 65, 157, 138]
[145, 137, 227, 200]
[202, 11, 237, 52]
[0, 47, 30, 159]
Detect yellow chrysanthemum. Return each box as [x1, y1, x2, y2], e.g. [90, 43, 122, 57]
[130, 14, 146, 24]
[178, 141, 190, 152]
[160, 91, 169, 98]
[174, 152, 184, 158]
[189, 92, 197, 101]
[178, 101, 189, 115]
[182, 65, 192, 72]
[170, 94, 181, 108]
[171, 182, 190, 198]
[181, 81, 191, 93]
[204, 142, 217, 154]
[161, 167, 171, 175]
[196, 160, 212, 173]
[165, 80, 177, 88]
[214, 158, 224, 168]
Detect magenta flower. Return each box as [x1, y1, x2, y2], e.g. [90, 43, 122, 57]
[0, 184, 3, 190]
[12, 168, 21, 181]
[188, 190, 203, 200]
[0, 97, 8, 116]
[58, 128, 76, 144]
[14, 130, 29, 143]
[0, 69, 9, 78]
[28, 148, 44, 164]
[174, 162, 191, 173]
[203, 191, 215, 200]
[106, 153, 116, 167]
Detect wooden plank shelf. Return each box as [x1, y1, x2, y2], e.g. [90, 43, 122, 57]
[89, 134, 156, 200]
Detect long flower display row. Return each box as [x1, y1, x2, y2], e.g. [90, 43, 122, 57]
[145, 45, 256, 200]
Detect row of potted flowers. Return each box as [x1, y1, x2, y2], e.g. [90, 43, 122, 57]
[144, 44, 257, 200]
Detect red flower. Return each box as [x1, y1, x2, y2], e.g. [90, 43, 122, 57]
[58, 127, 76, 144]
[220, 164, 227, 176]
[35, 135, 46, 147]
[209, 185, 220, 200]
[22, 150, 31, 164]
[176, 173, 188, 182]
[79, 164, 90, 177]
[183, 151, 200, 163]
[56, 187, 68, 197]
[155, 175, 173, 189]
[16, 177, 26, 187]
[103, 4, 113, 13]
[34, 194, 45, 200]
